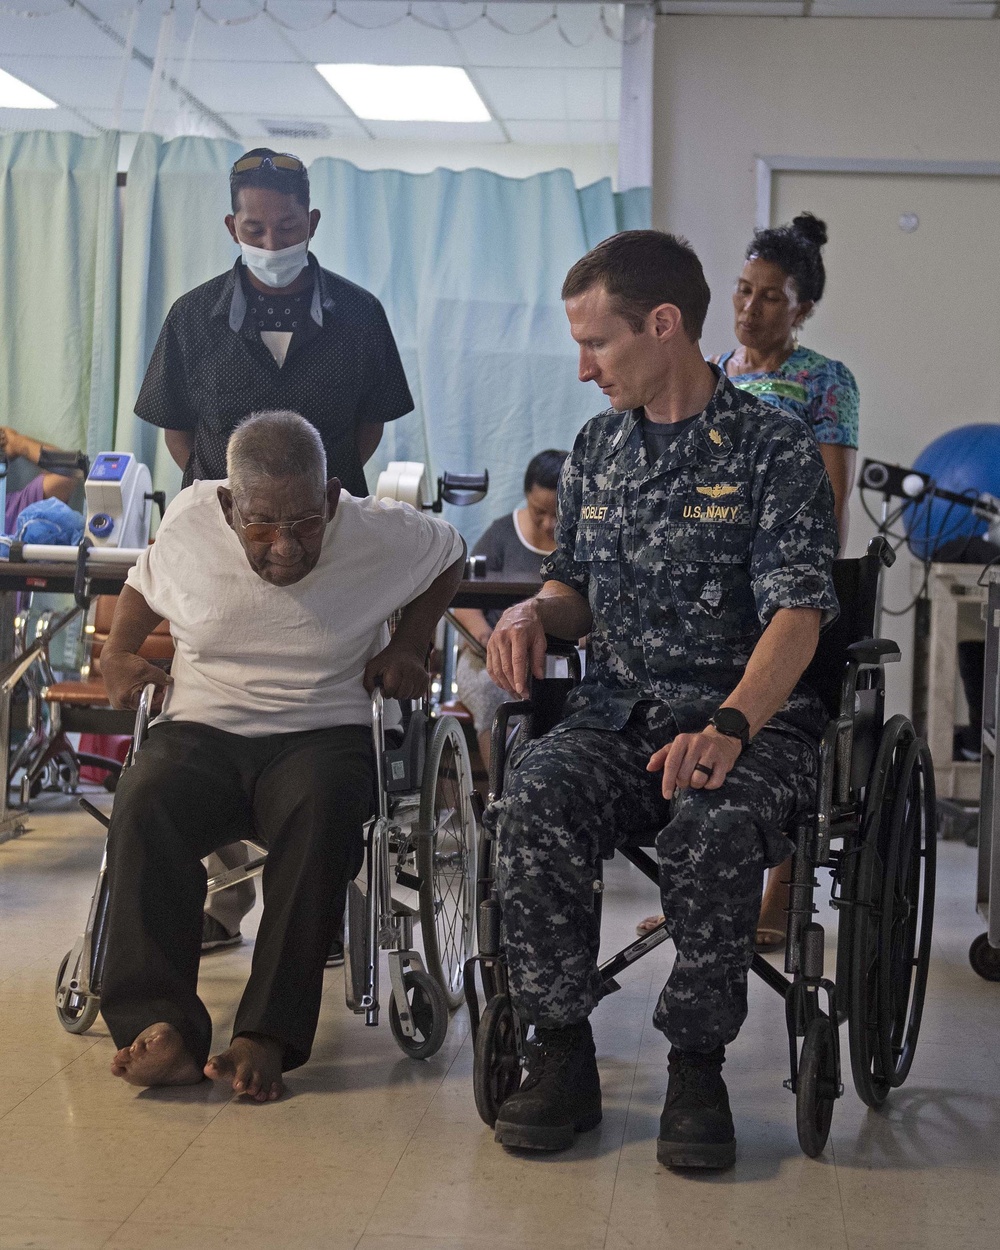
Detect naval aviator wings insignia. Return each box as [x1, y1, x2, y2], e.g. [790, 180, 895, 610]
[696, 484, 739, 500]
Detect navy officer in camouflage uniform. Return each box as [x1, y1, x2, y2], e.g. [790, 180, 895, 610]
[485, 230, 838, 1169]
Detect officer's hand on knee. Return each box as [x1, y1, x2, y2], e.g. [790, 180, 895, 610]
[487, 601, 546, 699]
[648, 730, 742, 799]
[101, 654, 173, 713]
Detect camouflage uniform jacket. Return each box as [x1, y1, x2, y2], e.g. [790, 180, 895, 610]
[541, 367, 840, 744]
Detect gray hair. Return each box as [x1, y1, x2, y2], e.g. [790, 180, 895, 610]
[226, 410, 327, 504]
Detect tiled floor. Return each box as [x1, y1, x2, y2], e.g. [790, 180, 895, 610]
[1, 797, 998, 1249]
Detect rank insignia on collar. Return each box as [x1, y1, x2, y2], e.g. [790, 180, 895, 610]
[708, 428, 723, 447]
[696, 484, 738, 499]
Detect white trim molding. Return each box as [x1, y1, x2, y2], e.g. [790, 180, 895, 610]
[755, 155, 1000, 229]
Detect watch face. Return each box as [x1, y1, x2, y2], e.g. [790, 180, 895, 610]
[713, 708, 749, 741]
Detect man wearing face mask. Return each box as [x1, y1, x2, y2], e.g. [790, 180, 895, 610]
[134, 148, 413, 494]
[134, 149, 414, 957]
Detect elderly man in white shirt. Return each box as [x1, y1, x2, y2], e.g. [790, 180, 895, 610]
[99, 410, 465, 1102]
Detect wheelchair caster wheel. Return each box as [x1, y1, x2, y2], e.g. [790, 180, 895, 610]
[969, 933, 1000, 982]
[796, 1017, 838, 1158]
[473, 993, 522, 1129]
[55, 950, 100, 1035]
[388, 968, 448, 1059]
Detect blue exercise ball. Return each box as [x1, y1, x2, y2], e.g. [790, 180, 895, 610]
[904, 423, 1000, 559]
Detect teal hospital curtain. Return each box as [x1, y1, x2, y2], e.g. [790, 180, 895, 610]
[0, 131, 118, 462]
[117, 134, 651, 535]
[308, 163, 650, 536]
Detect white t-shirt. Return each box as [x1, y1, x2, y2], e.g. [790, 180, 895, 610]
[126, 481, 464, 735]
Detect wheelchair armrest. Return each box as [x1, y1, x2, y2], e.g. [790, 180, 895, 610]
[846, 639, 901, 666]
[543, 635, 582, 682]
[118, 682, 157, 771]
[488, 699, 533, 800]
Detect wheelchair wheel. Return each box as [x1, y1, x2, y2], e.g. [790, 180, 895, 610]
[848, 717, 935, 1108]
[969, 933, 1000, 981]
[473, 993, 522, 1128]
[417, 716, 477, 1009]
[877, 738, 935, 1087]
[796, 1017, 838, 1158]
[388, 968, 449, 1059]
[55, 948, 100, 1035]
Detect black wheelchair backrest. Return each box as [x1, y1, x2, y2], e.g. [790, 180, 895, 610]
[802, 536, 894, 720]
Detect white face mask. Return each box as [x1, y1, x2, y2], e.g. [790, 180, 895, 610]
[239, 237, 309, 289]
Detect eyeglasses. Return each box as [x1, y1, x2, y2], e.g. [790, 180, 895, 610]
[231, 153, 306, 177]
[234, 501, 326, 545]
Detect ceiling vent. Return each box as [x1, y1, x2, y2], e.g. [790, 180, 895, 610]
[258, 119, 331, 140]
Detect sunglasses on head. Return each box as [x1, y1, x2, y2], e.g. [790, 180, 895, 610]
[231, 153, 306, 177]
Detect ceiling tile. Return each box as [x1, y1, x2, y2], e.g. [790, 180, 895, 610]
[0, 7, 126, 58]
[178, 7, 302, 62]
[0, 104, 97, 134]
[183, 60, 355, 116]
[222, 112, 371, 141]
[362, 117, 508, 143]
[449, 5, 623, 69]
[0, 55, 121, 110]
[474, 66, 619, 122]
[504, 118, 620, 146]
[270, 3, 466, 66]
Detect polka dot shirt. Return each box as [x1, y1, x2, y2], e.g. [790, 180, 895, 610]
[135, 257, 414, 495]
[251, 286, 311, 333]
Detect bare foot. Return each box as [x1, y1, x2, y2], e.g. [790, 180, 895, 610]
[205, 1034, 284, 1102]
[111, 1022, 204, 1088]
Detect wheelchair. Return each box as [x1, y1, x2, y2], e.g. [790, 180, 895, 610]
[55, 680, 479, 1061]
[464, 536, 937, 1158]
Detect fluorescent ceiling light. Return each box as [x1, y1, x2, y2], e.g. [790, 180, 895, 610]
[316, 64, 490, 123]
[0, 67, 56, 110]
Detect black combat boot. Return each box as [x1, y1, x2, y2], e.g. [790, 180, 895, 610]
[493, 1020, 602, 1151]
[656, 1044, 736, 1170]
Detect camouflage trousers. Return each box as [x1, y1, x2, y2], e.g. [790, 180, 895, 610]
[491, 704, 818, 1052]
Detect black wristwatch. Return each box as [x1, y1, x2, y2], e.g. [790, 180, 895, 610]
[708, 707, 750, 751]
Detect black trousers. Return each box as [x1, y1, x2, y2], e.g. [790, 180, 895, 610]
[100, 720, 374, 1070]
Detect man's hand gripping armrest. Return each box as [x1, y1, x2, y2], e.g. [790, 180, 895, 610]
[487, 580, 593, 699]
[100, 584, 173, 713]
[648, 606, 822, 799]
[363, 550, 467, 701]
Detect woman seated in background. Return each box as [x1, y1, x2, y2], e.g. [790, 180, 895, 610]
[451, 449, 567, 772]
[638, 213, 859, 952]
[2, 425, 82, 532]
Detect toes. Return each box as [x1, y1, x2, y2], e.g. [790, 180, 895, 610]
[239, 1063, 260, 1097]
[204, 1054, 232, 1081]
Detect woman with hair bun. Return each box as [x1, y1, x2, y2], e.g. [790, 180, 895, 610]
[717, 212, 858, 548]
[727, 213, 858, 948]
[637, 214, 858, 953]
